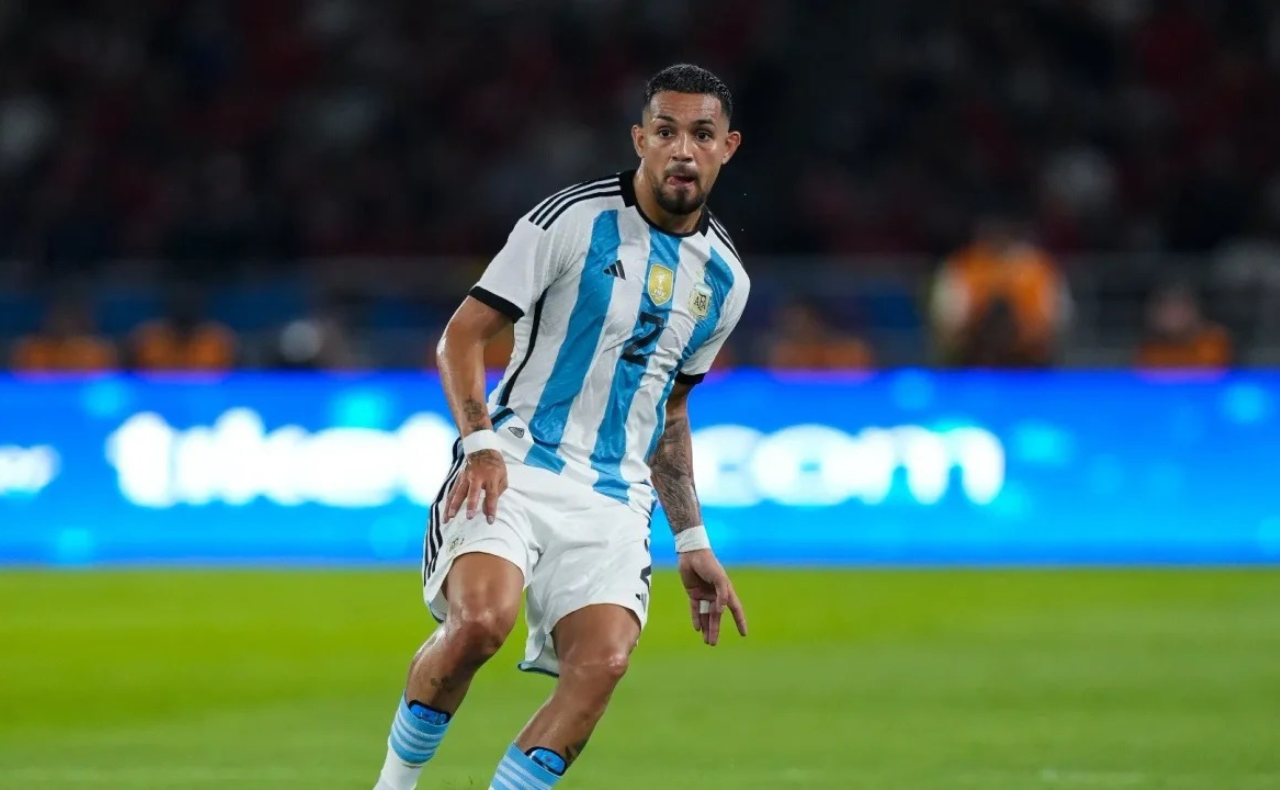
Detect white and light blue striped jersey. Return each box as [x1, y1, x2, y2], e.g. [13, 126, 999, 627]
[468, 170, 750, 516]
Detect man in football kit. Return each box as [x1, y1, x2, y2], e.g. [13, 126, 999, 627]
[373, 64, 750, 790]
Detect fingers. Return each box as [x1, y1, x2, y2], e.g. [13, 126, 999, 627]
[466, 479, 483, 521]
[703, 578, 747, 646]
[727, 588, 748, 637]
[482, 480, 502, 525]
[689, 596, 702, 632]
[446, 467, 506, 525]
[699, 604, 712, 641]
[445, 477, 469, 522]
[706, 587, 726, 646]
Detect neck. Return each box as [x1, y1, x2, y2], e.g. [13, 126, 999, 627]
[633, 169, 702, 235]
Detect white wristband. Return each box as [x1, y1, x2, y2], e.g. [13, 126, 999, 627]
[674, 525, 712, 553]
[461, 429, 500, 456]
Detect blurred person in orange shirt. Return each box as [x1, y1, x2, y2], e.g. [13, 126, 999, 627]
[930, 213, 1071, 368]
[11, 294, 118, 373]
[1135, 282, 1231, 370]
[128, 285, 237, 372]
[766, 298, 874, 370]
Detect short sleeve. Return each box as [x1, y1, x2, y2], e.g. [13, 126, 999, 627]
[470, 217, 580, 321]
[677, 280, 749, 386]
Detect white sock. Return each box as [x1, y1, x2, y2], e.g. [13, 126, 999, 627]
[375, 745, 424, 790]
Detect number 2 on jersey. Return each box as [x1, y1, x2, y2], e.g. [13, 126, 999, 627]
[621, 311, 665, 365]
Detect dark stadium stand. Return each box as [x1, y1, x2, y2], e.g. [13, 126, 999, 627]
[2, 0, 1278, 367]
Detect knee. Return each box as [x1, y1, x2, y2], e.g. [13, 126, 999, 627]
[446, 607, 515, 665]
[563, 650, 631, 690]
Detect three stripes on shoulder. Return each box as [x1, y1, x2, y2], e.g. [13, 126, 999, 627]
[527, 176, 621, 230]
[523, 172, 743, 262]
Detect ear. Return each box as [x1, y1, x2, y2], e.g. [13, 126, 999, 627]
[722, 130, 742, 165]
[631, 124, 646, 159]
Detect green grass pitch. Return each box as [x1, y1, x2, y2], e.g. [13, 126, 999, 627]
[2, 568, 1279, 789]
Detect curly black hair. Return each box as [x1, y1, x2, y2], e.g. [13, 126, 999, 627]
[644, 64, 733, 121]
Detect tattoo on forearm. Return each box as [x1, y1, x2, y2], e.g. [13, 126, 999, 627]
[650, 413, 702, 533]
[565, 737, 590, 766]
[462, 398, 489, 433]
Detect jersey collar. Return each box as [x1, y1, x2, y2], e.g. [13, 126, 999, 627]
[618, 169, 711, 238]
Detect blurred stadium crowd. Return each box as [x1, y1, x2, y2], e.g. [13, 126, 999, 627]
[1, 0, 1276, 371]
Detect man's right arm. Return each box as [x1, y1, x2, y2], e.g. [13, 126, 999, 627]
[439, 297, 513, 524]
[437, 298, 511, 442]
[439, 198, 581, 522]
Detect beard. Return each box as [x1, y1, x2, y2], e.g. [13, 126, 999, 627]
[651, 179, 707, 216]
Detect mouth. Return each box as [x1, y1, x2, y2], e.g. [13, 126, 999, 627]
[666, 173, 697, 189]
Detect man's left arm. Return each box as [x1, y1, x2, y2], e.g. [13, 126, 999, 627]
[650, 381, 747, 647]
[649, 382, 701, 534]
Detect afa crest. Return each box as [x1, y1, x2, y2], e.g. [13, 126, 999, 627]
[647, 264, 674, 305]
[689, 282, 713, 320]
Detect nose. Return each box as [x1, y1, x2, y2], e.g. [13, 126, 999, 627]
[671, 132, 694, 161]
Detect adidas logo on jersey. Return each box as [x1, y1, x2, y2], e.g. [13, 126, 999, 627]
[604, 260, 626, 279]
[508, 426, 526, 438]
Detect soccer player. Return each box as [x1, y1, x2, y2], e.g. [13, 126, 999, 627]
[373, 64, 750, 790]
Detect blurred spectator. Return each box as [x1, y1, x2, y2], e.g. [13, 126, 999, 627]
[4, 0, 1280, 269]
[270, 290, 370, 371]
[765, 299, 874, 370]
[128, 285, 237, 372]
[1212, 210, 1280, 292]
[0, 67, 56, 177]
[11, 294, 117, 372]
[1135, 283, 1232, 370]
[930, 213, 1070, 368]
[4, 1, 1280, 367]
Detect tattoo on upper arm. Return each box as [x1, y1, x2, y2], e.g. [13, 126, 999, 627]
[650, 411, 702, 533]
[462, 398, 488, 433]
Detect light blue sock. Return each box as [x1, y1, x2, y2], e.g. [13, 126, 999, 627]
[389, 697, 450, 765]
[489, 743, 564, 790]
[376, 698, 453, 789]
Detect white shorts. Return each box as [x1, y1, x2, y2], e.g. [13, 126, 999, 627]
[421, 443, 653, 677]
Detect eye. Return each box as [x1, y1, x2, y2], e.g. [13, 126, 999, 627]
[696, 130, 713, 141]
[657, 127, 673, 138]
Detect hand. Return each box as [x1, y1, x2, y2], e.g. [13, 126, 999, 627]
[677, 549, 748, 647]
[445, 449, 507, 524]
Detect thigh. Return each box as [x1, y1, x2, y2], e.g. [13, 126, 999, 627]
[518, 489, 652, 676]
[422, 459, 539, 623]
[439, 552, 525, 629]
[552, 604, 642, 667]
